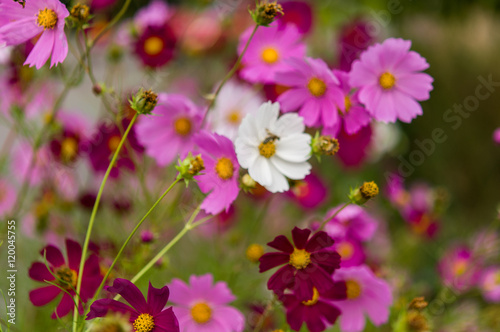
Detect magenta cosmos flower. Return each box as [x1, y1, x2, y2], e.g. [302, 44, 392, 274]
[277, 1, 313, 35]
[324, 204, 378, 242]
[168, 274, 245, 332]
[238, 24, 306, 84]
[322, 70, 372, 137]
[438, 246, 481, 292]
[88, 278, 179, 332]
[134, 23, 177, 68]
[28, 239, 102, 318]
[136, 93, 203, 166]
[479, 267, 500, 302]
[338, 20, 374, 71]
[335, 124, 372, 168]
[333, 238, 365, 268]
[13, 141, 51, 185]
[275, 57, 344, 128]
[287, 173, 328, 210]
[259, 227, 341, 301]
[349, 38, 434, 123]
[194, 132, 240, 215]
[0, 0, 69, 69]
[281, 285, 346, 332]
[332, 265, 393, 332]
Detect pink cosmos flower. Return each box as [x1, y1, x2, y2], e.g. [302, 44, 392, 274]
[0, 179, 16, 216]
[438, 246, 481, 292]
[136, 93, 203, 166]
[335, 124, 372, 168]
[479, 267, 500, 302]
[333, 238, 365, 268]
[0, 0, 69, 69]
[324, 205, 378, 242]
[333, 265, 393, 332]
[194, 132, 240, 215]
[493, 128, 500, 145]
[322, 70, 372, 136]
[349, 38, 434, 123]
[13, 142, 51, 185]
[168, 274, 245, 332]
[134, 0, 172, 32]
[275, 57, 344, 128]
[238, 24, 306, 84]
[286, 173, 328, 210]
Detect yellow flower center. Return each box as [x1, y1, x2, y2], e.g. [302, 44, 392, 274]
[453, 260, 468, 276]
[258, 141, 276, 158]
[174, 117, 192, 136]
[262, 47, 279, 64]
[346, 279, 362, 299]
[302, 287, 320, 306]
[133, 313, 155, 332]
[289, 248, 311, 269]
[227, 110, 241, 124]
[107, 135, 121, 152]
[37, 8, 58, 30]
[344, 96, 352, 113]
[360, 181, 379, 199]
[379, 72, 396, 90]
[55, 267, 77, 290]
[337, 241, 354, 260]
[215, 157, 234, 180]
[191, 302, 212, 324]
[246, 244, 265, 263]
[61, 137, 78, 161]
[307, 77, 327, 97]
[144, 36, 164, 56]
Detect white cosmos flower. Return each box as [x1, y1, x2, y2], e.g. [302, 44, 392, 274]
[235, 101, 312, 193]
[210, 80, 264, 141]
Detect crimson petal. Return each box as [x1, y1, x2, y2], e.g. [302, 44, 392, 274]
[305, 231, 334, 252]
[147, 282, 170, 314]
[29, 286, 60, 306]
[28, 262, 55, 282]
[259, 252, 290, 272]
[292, 227, 311, 249]
[105, 278, 148, 313]
[65, 239, 82, 271]
[86, 298, 136, 320]
[267, 264, 295, 295]
[154, 307, 180, 332]
[310, 250, 341, 274]
[267, 235, 294, 253]
[41, 245, 65, 268]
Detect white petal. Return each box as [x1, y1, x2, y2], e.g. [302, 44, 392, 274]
[275, 133, 312, 162]
[238, 112, 260, 143]
[270, 156, 311, 180]
[265, 162, 290, 193]
[235, 139, 259, 169]
[256, 101, 279, 139]
[271, 112, 305, 137]
[249, 156, 273, 186]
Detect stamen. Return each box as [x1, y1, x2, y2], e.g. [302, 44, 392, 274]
[289, 248, 311, 269]
[302, 287, 320, 306]
[258, 141, 276, 158]
[307, 77, 327, 97]
[345, 279, 362, 299]
[55, 267, 77, 290]
[133, 313, 155, 332]
[262, 47, 279, 64]
[174, 117, 192, 136]
[215, 157, 234, 180]
[191, 302, 212, 324]
[379, 72, 396, 90]
[37, 8, 58, 30]
[144, 36, 164, 56]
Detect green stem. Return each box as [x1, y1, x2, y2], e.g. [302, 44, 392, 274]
[89, 0, 133, 48]
[90, 178, 181, 304]
[317, 202, 351, 232]
[72, 113, 138, 332]
[201, 24, 259, 124]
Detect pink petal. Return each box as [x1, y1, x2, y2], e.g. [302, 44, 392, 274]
[25, 29, 56, 69]
[29, 286, 61, 306]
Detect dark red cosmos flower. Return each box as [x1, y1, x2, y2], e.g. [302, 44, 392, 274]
[337, 124, 372, 168]
[135, 24, 176, 68]
[259, 227, 341, 301]
[28, 239, 102, 318]
[282, 285, 346, 332]
[50, 129, 83, 165]
[87, 278, 179, 332]
[277, 1, 314, 35]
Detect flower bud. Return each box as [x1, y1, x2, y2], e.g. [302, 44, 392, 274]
[250, 1, 284, 27]
[246, 244, 265, 263]
[70, 3, 90, 23]
[241, 174, 257, 192]
[312, 132, 340, 157]
[349, 181, 379, 205]
[129, 89, 158, 115]
[176, 154, 205, 185]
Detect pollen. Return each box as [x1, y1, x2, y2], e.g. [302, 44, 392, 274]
[37, 8, 58, 30]
[379, 72, 396, 90]
[344, 96, 352, 113]
[133, 313, 155, 332]
[174, 117, 192, 136]
[227, 110, 241, 124]
[262, 47, 279, 64]
[360, 181, 379, 199]
[345, 279, 362, 299]
[61, 137, 79, 162]
[107, 135, 121, 152]
[215, 157, 234, 180]
[289, 248, 311, 269]
[302, 287, 320, 306]
[191, 302, 212, 324]
[453, 260, 468, 276]
[144, 36, 164, 56]
[55, 267, 77, 290]
[258, 141, 276, 158]
[307, 77, 327, 97]
[337, 241, 354, 260]
[246, 244, 265, 263]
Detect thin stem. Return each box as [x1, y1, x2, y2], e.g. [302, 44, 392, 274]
[89, 0, 133, 48]
[201, 24, 259, 124]
[72, 113, 138, 332]
[90, 178, 181, 304]
[317, 202, 351, 232]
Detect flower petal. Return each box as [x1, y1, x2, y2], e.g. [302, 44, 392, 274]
[267, 235, 294, 253]
[148, 282, 170, 314]
[29, 286, 61, 306]
[105, 278, 148, 312]
[259, 252, 290, 272]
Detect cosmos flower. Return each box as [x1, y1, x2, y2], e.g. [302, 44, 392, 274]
[259, 227, 341, 301]
[28, 239, 102, 318]
[49, 112, 89, 165]
[194, 132, 240, 215]
[134, 0, 172, 32]
[168, 274, 245, 332]
[337, 20, 374, 71]
[286, 173, 328, 210]
[87, 278, 180, 332]
[333, 238, 365, 268]
[0, 0, 69, 69]
[209, 80, 264, 141]
[277, 1, 314, 35]
[322, 70, 372, 137]
[324, 204, 378, 242]
[334, 124, 372, 168]
[438, 246, 481, 292]
[275, 57, 344, 128]
[349, 38, 434, 123]
[134, 24, 177, 68]
[238, 24, 306, 84]
[332, 265, 393, 332]
[479, 267, 500, 303]
[13, 142, 51, 185]
[136, 93, 202, 167]
[0, 179, 16, 216]
[281, 286, 345, 332]
[235, 101, 311, 193]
